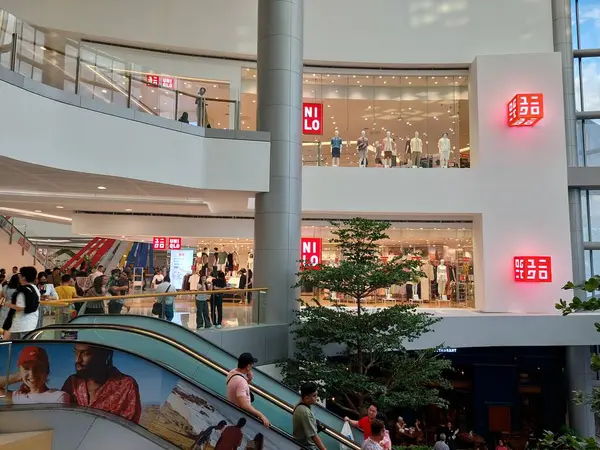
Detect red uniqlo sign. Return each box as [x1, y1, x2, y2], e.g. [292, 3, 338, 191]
[146, 75, 175, 89]
[514, 256, 552, 282]
[168, 237, 182, 250]
[507, 93, 544, 127]
[302, 103, 323, 135]
[153, 237, 166, 250]
[300, 237, 322, 269]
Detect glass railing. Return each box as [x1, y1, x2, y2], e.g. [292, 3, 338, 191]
[0, 9, 240, 131]
[0, 339, 304, 449]
[40, 287, 268, 329]
[26, 323, 361, 450]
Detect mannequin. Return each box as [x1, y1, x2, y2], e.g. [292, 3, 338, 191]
[195, 87, 208, 127]
[357, 131, 369, 167]
[331, 130, 343, 167]
[218, 247, 228, 272]
[382, 131, 396, 168]
[410, 131, 423, 168]
[437, 259, 448, 300]
[373, 140, 381, 161]
[247, 252, 254, 271]
[438, 132, 451, 168]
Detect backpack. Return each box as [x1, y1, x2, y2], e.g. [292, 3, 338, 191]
[16, 285, 40, 314]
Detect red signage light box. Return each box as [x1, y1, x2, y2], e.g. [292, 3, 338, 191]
[508, 93, 544, 127]
[300, 237, 322, 269]
[302, 103, 323, 135]
[513, 256, 552, 282]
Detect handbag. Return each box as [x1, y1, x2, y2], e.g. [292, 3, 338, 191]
[152, 301, 163, 316]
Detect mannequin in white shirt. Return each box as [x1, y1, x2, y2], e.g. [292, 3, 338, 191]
[437, 260, 448, 300]
[410, 131, 423, 168]
[438, 132, 451, 168]
[382, 131, 396, 168]
[357, 130, 369, 167]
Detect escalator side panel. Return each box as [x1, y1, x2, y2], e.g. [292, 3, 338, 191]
[0, 408, 174, 450]
[0, 341, 301, 450]
[71, 314, 361, 442]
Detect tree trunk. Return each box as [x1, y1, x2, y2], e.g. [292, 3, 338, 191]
[356, 294, 363, 375]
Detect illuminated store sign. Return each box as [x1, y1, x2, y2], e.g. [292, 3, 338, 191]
[302, 103, 323, 135]
[146, 75, 175, 89]
[152, 237, 166, 250]
[507, 93, 544, 127]
[168, 237, 182, 250]
[513, 256, 552, 282]
[153, 237, 182, 250]
[300, 237, 322, 269]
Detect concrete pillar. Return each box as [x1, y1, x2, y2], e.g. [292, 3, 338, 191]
[566, 346, 596, 436]
[552, 0, 586, 287]
[254, 0, 304, 326]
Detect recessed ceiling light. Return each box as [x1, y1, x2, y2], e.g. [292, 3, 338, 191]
[40, 46, 47, 50]
[125, 208, 132, 212]
[34, 210, 42, 213]
[56, 206, 64, 209]
[102, 89, 107, 93]
[97, 186, 107, 190]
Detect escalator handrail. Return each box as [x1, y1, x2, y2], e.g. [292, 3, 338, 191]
[16, 337, 309, 449]
[31, 323, 361, 450]
[70, 313, 362, 437]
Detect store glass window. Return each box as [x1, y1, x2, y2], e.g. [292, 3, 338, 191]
[579, 58, 600, 111]
[576, 0, 600, 50]
[300, 224, 475, 308]
[582, 190, 590, 242]
[241, 69, 469, 168]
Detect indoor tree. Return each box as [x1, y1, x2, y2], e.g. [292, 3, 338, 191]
[280, 218, 452, 416]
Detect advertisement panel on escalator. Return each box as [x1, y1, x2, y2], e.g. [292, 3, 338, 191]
[0, 342, 295, 449]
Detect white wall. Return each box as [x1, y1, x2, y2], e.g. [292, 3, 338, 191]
[72, 214, 254, 239]
[0, 79, 270, 193]
[0, 0, 553, 66]
[302, 53, 572, 314]
[0, 230, 44, 271]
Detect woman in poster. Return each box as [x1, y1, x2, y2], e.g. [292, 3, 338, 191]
[0, 346, 70, 404]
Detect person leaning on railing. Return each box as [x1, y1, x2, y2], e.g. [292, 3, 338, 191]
[83, 276, 106, 315]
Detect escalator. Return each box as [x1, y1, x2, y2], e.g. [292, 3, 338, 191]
[28, 321, 361, 450]
[0, 339, 306, 449]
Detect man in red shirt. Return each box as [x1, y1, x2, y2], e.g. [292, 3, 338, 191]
[344, 404, 378, 439]
[215, 417, 246, 450]
[61, 343, 141, 423]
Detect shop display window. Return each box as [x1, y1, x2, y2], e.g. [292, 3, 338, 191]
[241, 68, 470, 168]
[198, 225, 475, 309]
[300, 225, 475, 308]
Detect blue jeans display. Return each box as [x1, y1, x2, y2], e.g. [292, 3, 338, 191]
[195, 300, 211, 328]
[210, 294, 223, 326]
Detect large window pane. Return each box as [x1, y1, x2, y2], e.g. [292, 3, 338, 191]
[575, 60, 582, 112]
[580, 58, 600, 111]
[580, 119, 600, 166]
[588, 190, 600, 241]
[577, 0, 600, 49]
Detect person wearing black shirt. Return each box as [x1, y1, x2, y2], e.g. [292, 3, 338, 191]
[211, 271, 227, 328]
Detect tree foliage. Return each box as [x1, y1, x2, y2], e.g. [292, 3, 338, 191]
[539, 430, 600, 449]
[280, 218, 452, 416]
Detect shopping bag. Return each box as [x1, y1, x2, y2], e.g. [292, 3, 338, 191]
[340, 421, 354, 450]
